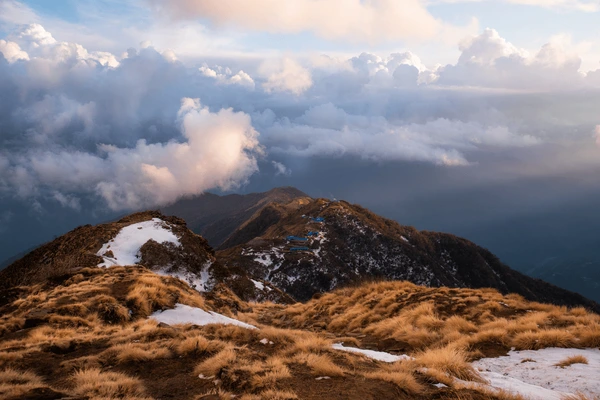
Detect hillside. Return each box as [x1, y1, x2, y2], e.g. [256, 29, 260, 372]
[161, 187, 310, 249]
[217, 198, 600, 312]
[0, 266, 599, 399]
[0, 211, 292, 305]
[1, 205, 600, 399]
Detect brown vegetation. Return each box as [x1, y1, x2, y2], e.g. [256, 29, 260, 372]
[554, 355, 589, 368]
[0, 266, 598, 399]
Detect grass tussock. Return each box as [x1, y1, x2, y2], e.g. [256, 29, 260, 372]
[363, 370, 423, 394]
[414, 347, 482, 382]
[194, 347, 238, 377]
[293, 353, 345, 377]
[0, 369, 44, 398]
[102, 342, 172, 364]
[71, 368, 149, 399]
[554, 355, 589, 368]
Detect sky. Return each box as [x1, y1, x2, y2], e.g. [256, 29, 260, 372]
[1, 0, 600, 279]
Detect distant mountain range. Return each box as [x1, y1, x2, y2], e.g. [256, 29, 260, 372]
[2, 187, 598, 313]
[160, 187, 599, 310]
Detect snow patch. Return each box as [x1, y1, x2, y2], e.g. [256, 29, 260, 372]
[156, 263, 212, 292]
[97, 218, 180, 267]
[473, 347, 600, 399]
[251, 279, 265, 290]
[332, 343, 412, 363]
[150, 304, 256, 329]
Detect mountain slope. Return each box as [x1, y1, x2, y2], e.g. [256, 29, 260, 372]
[217, 198, 600, 312]
[0, 211, 291, 304]
[1, 266, 599, 399]
[161, 187, 310, 249]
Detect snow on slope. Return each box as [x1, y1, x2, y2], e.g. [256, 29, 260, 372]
[97, 218, 180, 267]
[156, 265, 212, 292]
[473, 348, 600, 399]
[332, 343, 412, 363]
[150, 304, 256, 329]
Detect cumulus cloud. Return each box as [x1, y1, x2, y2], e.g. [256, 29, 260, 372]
[261, 58, 313, 95]
[147, 0, 459, 43]
[199, 64, 255, 88]
[594, 126, 600, 147]
[1, 23, 600, 212]
[0, 39, 28, 62]
[437, 28, 587, 90]
[2, 98, 261, 210]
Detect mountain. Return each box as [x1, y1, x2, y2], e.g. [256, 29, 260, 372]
[217, 197, 600, 312]
[3, 188, 598, 313]
[1, 194, 600, 399]
[161, 187, 310, 249]
[0, 210, 292, 305]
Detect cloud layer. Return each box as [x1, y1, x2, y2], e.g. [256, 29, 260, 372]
[148, 0, 447, 42]
[0, 23, 599, 211]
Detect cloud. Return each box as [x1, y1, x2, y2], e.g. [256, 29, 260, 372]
[272, 161, 291, 176]
[432, 0, 599, 12]
[260, 103, 539, 166]
[505, 0, 600, 12]
[147, 0, 461, 43]
[0, 40, 28, 62]
[260, 58, 313, 95]
[595, 125, 600, 147]
[199, 63, 255, 88]
[437, 28, 586, 90]
[1, 23, 600, 212]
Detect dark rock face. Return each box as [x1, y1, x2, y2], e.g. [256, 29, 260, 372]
[218, 199, 600, 312]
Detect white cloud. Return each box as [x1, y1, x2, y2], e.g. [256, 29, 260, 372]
[199, 64, 255, 88]
[95, 98, 261, 209]
[505, 0, 600, 12]
[261, 103, 539, 166]
[433, 0, 599, 12]
[2, 23, 600, 212]
[3, 98, 261, 210]
[147, 0, 466, 43]
[261, 58, 313, 94]
[0, 39, 29, 62]
[437, 28, 588, 90]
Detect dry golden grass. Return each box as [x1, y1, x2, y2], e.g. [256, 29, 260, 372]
[414, 347, 482, 382]
[363, 370, 423, 394]
[2, 265, 599, 400]
[251, 357, 292, 388]
[512, 329, 576, 350]
[101, 342, 172, 364]
[0, 368, 44, 398]
[294, 353, 345, 376]
[554, 355, 589, 368]
[71, 368, 149, 399]
[256, 280, 600, 360]
[194, 346, 238, 377]
[172, 334, 221, 356]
